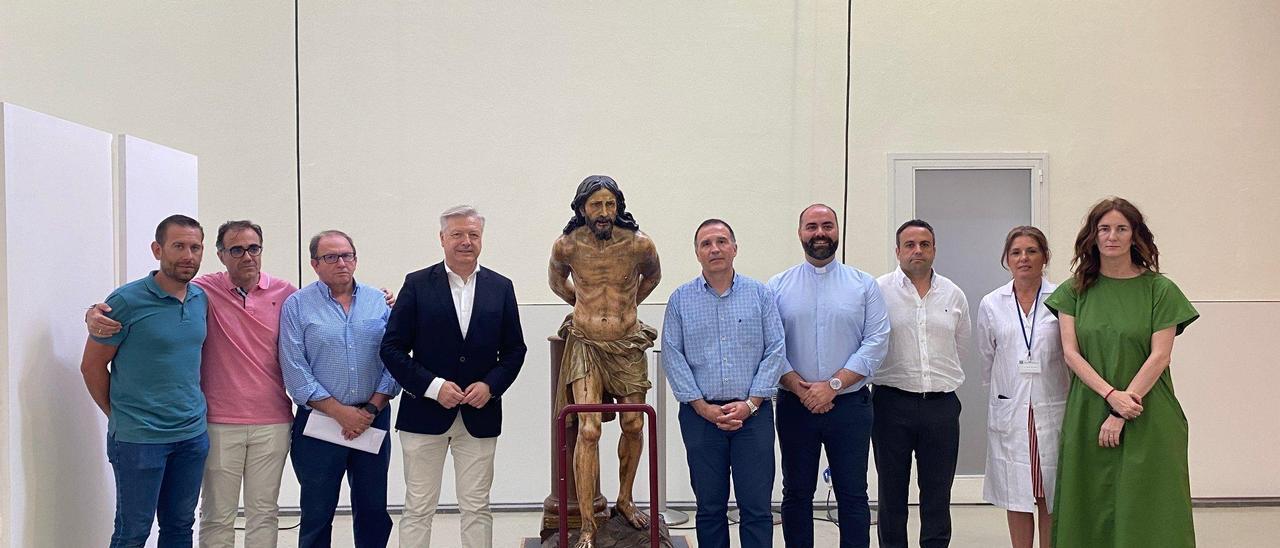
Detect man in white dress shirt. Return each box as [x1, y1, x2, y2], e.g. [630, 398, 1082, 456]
[380, 205, 527, 547]
[873, 219, 971, 548]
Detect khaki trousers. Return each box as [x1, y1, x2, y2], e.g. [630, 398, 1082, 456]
[199, 423, 291, 548]
[398, 415, 498, 548]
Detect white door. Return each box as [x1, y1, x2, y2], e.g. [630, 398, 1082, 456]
[889, 154, 1049, 482]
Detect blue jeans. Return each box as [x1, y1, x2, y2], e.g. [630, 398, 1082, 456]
[291, 406, 392, 548]
[107, 431, 210, 548]
[678, 401, 775, 548]
[777, 387, 874, 548]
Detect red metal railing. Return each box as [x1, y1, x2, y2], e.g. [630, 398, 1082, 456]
[556, 402, 660, 548]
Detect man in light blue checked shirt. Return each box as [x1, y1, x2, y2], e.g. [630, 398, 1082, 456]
[662, 219, 785, 548]
[280, 229, 400, 548]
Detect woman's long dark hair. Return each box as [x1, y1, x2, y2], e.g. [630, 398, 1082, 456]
[1070, 197, 1159, 292]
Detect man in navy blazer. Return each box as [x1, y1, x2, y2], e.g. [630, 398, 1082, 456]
[380, 205, 526, 548]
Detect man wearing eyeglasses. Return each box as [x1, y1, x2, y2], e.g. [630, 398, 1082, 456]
[280, 229, 399, 548]
[87, 220, 299, 548]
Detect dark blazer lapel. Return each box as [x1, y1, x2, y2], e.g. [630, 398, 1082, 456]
[431, 263, 465, 342]
[462, 268, 491, 344]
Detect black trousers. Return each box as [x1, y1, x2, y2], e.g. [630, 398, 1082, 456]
[871, 385, 961, 548]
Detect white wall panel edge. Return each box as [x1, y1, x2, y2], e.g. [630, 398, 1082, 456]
[111, 136, 123, 286]
[0, 101, 15, 548]
[1, 102, 116, 546]
[118, 134, 199, 283]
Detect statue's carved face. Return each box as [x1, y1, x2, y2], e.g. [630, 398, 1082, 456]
[581, 188, 619, 240]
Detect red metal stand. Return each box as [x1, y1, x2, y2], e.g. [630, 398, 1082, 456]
[556, 402, 660, 548]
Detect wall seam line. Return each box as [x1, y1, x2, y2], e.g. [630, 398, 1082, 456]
[294, 0, 303, 285]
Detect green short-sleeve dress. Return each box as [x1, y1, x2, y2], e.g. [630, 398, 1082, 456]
[1044, 271, 1199, 548]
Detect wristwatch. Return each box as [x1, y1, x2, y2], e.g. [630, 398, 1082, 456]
[357, 402, 379, 415]
[828, 377, 843, 391]
[745, 399, 760, 416]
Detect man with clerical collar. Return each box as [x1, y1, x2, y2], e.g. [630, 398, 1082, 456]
[768, 204, 891, 548]
[662, 218, 785, 548]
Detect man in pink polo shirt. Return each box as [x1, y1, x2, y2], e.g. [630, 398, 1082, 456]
[90, 220, 297, 548]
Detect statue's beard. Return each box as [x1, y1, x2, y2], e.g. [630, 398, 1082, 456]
[804, 235, 838, 260]
[589, 217, 615, 240]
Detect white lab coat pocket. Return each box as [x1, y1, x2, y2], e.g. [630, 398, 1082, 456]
[988, 396, 1019, 435]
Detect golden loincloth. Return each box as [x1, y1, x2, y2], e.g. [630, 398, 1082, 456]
[555, 314, 657, 425]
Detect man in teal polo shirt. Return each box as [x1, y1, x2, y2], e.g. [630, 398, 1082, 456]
[81, 214, 211, 548]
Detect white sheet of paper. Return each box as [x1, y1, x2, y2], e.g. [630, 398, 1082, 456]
[302, 411, 387, 454]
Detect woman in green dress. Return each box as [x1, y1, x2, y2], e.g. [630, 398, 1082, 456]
[1043, 197, 1199, 547]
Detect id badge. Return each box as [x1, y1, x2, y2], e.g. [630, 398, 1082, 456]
[1018, 358, 1042, 374]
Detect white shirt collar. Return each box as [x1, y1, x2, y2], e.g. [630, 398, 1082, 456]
[997, 277, 1053, 296]
[803, 261, 835, 275]
[444, 263, 481, 284]
[893, 266, 935, 287]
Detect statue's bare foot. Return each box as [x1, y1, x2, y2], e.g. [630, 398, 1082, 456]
[572, 530, 595, 548]
[615, 500, 649, 529]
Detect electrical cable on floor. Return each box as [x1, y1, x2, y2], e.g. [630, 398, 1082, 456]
[817, 466, 838, 523]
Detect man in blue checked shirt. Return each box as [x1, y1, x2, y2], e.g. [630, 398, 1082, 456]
[279, 230, 400, 548]
[661, 218, 785, 548]
[767, 204, 891, 548]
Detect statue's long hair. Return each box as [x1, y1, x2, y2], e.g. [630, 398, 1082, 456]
[561, 175, 641, 235]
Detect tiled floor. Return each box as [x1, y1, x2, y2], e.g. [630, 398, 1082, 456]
[257, 505, 1280, 547]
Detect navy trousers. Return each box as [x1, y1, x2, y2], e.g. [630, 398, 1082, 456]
[777, 387, 874, 548]
[678, 401, 776, 548]
[291, 406, 392, 548]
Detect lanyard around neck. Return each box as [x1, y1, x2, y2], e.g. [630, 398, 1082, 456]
[1015, 282, 1042, 355]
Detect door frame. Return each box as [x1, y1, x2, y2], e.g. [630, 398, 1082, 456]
[887, 152, 1050, 267]
[884, 152, 1049, 503]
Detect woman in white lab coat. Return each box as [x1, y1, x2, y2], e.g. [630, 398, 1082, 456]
[976, 226, 1070, 548]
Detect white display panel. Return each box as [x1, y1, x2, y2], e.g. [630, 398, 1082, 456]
[1, 103, 116, 546]
[118, 135, 198, 282]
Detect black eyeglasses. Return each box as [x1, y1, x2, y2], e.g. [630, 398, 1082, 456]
[222, 244, 263, 258]
[316, 253, 357, 264]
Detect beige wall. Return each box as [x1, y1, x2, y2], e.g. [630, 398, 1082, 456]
[1177, 301, 1277, 498]
[296, 1, 847, 300]
[847, 1, 1280, 298]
